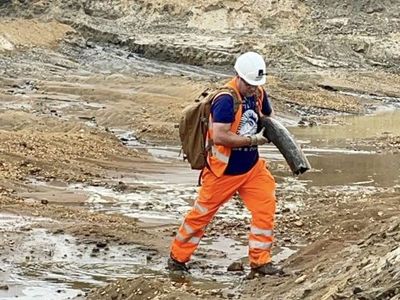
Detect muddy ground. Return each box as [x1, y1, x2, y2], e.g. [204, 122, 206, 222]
[0, 1, 400, 299]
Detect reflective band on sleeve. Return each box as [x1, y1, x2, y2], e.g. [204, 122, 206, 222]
[211, 146, 230, 163]
[250, 226, 273, 237]
[188, 236, 201, 245]
[183, 223, 194, 235]
[194, 202, 208, 214]
[249, 240, 272, 250]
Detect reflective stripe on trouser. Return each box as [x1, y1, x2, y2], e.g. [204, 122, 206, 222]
[170, 159, 276, 265]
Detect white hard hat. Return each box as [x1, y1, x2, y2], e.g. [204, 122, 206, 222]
[234, 52, 266, 86]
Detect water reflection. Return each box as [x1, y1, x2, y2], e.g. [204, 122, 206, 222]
[290, 110, 400, 148]
[302, 152, 399, 187]
[284, 110, 400, 187]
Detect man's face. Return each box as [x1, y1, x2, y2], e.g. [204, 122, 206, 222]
[238, 77, 258, 97]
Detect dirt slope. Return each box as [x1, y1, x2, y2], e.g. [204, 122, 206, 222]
[1, 0, 399, 70]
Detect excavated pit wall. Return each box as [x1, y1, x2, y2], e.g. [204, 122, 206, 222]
[1, 0, 400, 71]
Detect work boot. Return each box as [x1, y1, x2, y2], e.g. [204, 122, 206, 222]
[246, 263, 285, 279]
[167, 257, 190, 274]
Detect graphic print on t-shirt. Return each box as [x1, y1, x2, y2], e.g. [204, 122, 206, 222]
[237, 96, 259, 136]
[237, 109, 258, 136]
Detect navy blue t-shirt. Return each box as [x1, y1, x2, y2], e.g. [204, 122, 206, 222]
[211, 90, 273, 175]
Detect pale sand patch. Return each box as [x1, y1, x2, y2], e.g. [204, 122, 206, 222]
[0, 19, 74, 50]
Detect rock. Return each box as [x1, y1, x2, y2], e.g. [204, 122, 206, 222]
[295, 275, 307, 284]
[96, 241, 108, 248]
[294, 221, 304, 227]
[227, 261, 244, 272]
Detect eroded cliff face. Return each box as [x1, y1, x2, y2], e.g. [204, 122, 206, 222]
[1, 0, 399, 70]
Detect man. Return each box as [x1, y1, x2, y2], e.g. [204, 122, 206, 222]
[168, 52, 282, 277]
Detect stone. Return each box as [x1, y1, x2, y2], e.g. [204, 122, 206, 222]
[295, 275, 307, 284]
[227, 261, 244, 272]
[294, 221, 304, 227]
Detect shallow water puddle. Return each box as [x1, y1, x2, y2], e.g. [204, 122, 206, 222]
[0, 212, 296, 298]
[291, 110, 400, 146]
[77, 182, 196, 223]
[0, 214, 160, 299]
[290, 111, 400, 187]
[111, 110, 400, 189]
[300, 152, 400, 187]
[0, 213, 50, 231]
[183, 237, 298, 285]
[19, 177, 305, 291]
[27, 180, 255, 224]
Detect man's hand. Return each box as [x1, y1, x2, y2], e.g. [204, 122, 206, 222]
[249, 128, 269, 146]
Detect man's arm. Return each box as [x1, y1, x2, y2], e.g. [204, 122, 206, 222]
[213, 122, 267, 147]
[212, 122, 251, 147]
[211, 93, 268, 147]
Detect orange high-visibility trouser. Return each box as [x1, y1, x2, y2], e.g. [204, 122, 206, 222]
[170, 159, 276, 267]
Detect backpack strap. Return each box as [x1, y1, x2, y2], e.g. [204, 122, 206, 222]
[211, 86, 242, 113]
[209, 86, 263, 123]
